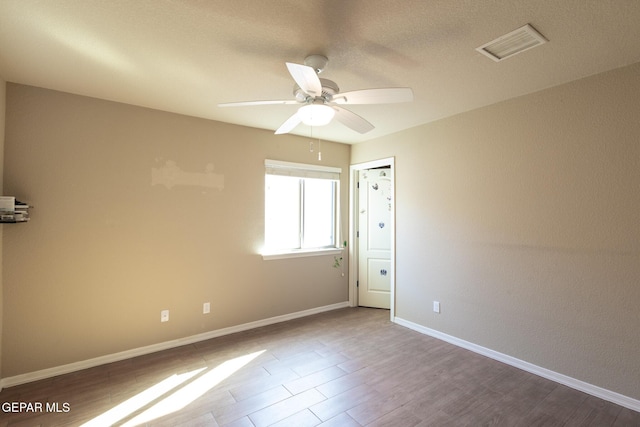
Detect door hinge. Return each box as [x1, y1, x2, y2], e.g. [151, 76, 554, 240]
[357, 231, 359, 238]
[356, 280, 359, 288]
[357, 181, 360, 189]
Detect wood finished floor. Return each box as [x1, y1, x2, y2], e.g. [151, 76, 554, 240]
[1, 307, 638, 426]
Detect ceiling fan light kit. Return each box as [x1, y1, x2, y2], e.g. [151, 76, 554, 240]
[219, 54, 414, 135]
[297, 103, 335, 126]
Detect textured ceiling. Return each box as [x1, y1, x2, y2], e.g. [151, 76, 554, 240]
[1, 0, 640, 144]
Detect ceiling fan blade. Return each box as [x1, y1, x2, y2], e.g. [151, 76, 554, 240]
[286, 62, 322, 97]
[218, 100, 298, 107]
[333, 106, 375, 134]
[274, 112, 303, 134]
[333, 87, 414, 105]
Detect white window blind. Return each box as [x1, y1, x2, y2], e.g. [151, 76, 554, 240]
[265, 159, 341, 180]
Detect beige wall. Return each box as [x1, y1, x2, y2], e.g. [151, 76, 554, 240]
[0, 77, 5, 382]
[2, 84, 350, 377]
[352, 62, 640, 400]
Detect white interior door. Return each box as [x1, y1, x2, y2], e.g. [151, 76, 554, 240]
[358, 168, 391, 309]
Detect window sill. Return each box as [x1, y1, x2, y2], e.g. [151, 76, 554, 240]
[262, 247, 344, 261]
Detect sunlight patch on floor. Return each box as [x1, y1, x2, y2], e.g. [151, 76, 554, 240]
[79, 368, 204, 427]
[79, 349, 265, 427]
[122, 350, 265, 426]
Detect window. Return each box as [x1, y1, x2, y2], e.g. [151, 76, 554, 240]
[264, 160, 341, 258]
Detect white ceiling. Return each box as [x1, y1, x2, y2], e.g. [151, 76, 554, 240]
[1, 0, 640, 144]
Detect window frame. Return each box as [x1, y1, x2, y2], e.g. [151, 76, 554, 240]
[262, 159, 343, 260]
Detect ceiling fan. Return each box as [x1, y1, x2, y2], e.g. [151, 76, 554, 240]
[218, 55, 413, 135]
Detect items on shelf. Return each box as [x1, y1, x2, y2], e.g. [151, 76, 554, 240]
[0, 196, 31, 223]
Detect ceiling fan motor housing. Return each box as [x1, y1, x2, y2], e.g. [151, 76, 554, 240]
[293, 78, 339, 103]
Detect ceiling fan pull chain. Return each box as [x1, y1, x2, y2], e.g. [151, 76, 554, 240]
[309, 125, 314, 153]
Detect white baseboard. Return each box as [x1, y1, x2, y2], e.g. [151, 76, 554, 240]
[0, 301, 349, 390]
[393, 316, 640, 413]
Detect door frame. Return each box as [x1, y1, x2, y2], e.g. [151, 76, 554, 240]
[349, 157, 396, 320]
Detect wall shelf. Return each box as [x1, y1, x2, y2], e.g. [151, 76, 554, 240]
[0, 196, 31, 223]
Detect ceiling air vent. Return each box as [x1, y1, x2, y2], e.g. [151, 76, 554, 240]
[476, 24, 547, 62]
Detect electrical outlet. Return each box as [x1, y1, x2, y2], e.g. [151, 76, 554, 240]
[433, 301, 440, 314]
[203, 302, 210, 314]
[161, 309, 169, 322]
